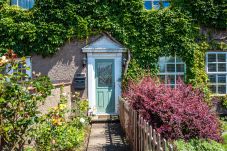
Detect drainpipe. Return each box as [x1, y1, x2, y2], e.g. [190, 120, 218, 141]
[123, 50, 131, 76]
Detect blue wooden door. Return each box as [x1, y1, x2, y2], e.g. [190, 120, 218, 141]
[95, 59, 115, 113]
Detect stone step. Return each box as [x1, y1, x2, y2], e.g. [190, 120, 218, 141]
[90, 115, 119, 123]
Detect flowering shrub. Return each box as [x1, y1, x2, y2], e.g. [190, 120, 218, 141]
[30, 91, 89, 151]
[0, 50, 53, 150]
[72, 92, 89, 117]
[32, 118, 85, 151]
[123, 77, 222, 141]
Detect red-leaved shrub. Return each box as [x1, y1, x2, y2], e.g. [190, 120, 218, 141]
[123, 77, 222, 142]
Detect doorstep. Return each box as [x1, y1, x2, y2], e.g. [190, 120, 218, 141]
[90, 114, 119, 123]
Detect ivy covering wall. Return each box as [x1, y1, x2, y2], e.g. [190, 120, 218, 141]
[0, 0, 226, 93]
[172, 0, 227, 29]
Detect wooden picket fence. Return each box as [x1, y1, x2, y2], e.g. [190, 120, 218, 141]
[119, 98, 175, 151]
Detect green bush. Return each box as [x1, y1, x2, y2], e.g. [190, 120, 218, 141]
[0, 50, 53, 150]
[72, 92, 89, 118]
[221, 95, 227, 109]
[220, 117, 227, 132]
[223, 134, 227, 150]
[30, 93, 89, 151]
[32, 118, 85, 151]
[174, 139, 225, 151]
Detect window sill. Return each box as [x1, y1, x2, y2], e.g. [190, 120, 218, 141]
[210, 94, 227, 97]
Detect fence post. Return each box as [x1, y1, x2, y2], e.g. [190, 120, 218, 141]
[168, 143, 174, 151]
[141, 118, 144, 151]
[163, 139, 167, 151]
[119, 98, 175, 151]
[153, 129, 156, 151]
[133, 110, 136, 151]
[157, 133, 162, 151]
[150, 125, 153, 151]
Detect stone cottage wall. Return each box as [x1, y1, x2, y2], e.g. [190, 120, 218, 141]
[38, 83, 72, 116]
[32, 36, 100, 99]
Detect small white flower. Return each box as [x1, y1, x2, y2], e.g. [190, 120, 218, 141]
[93, 107, 97, 112]
[80, 118, 85, 123]
[62, 92, 67, 97]
[88, 108, 93, 115]
[1, 56, 8, 63]
[37, 72, 41, 76]
[88, 108, 93, 113]
[2, 56, 6, 60]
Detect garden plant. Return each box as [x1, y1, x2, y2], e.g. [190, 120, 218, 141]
[0, 50, 53, 150]
[0, 0, 226, 150]
[29, 90, 89, 151]
[123, 76, 225, 150]
[0, 50, 89, 151]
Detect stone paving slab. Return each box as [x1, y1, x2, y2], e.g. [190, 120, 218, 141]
[87, 122, 130, 151]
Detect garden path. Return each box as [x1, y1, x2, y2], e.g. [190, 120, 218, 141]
[87, 122, 130, 151]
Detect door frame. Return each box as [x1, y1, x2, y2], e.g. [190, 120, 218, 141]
[87, 53, 122, 115]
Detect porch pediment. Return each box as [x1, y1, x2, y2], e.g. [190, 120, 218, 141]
[82, 35, 127, 53]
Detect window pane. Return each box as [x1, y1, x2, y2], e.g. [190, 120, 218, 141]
[218, 85, 226, 94]
[11, 0, 17, 5]
[170, 85, 175, 88]
[208, 63, 216, 72]
[208, 54, 216, 62]
[165, 56, 175, 63]
[218, 63, 226, 72]
[153, 1, 160, 9]
[158, 57, 166, 63]
[97, 62, 113, 87]
[29, 0, 34, 9]
[163, 1, 170, 7]
[209, 85, 216, 93]
[167, 75, 175, 84]
[18, 63, 26, 74]
[176, 75, 184, 82]
[176, 57, 183, 63]
[159, 75, 165, 83]
[11, 0, 34, 9]
[19, 0, 26, 8]
[218, 54, 226, 62]
[218, 75, 226, 83]
[159, 64, 165, 73]
[144, 1, 152, 10]
[176, 64, 184, 72]
[208, 75, 216, 83]
[166, 84, 175, 88]
[167, 64, 175, 72]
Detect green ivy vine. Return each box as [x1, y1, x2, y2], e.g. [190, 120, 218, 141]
[0, 0, 226, 101]
[172, 0, 227, 29]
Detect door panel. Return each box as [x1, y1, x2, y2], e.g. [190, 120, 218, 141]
[97, 91, 104, 107]
[95, 59, 115, 113]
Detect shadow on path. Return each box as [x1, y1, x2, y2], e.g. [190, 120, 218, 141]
[87, 122, 130, 151]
